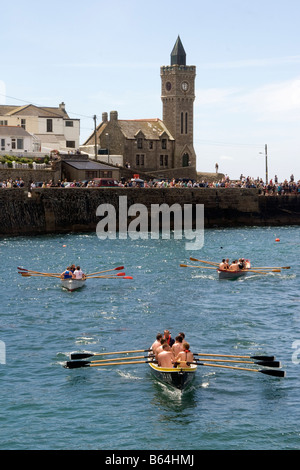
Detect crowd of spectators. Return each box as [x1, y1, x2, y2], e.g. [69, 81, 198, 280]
[0, 174, 299, 195]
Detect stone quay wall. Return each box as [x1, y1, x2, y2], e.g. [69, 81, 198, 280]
[0, 187, 299, 236]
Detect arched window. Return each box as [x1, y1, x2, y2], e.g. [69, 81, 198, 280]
[182, 153, 189, 167]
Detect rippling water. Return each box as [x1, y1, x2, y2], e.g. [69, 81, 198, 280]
[1, 226, 300, 450]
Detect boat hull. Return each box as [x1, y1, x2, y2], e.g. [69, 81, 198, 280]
[148, 362, 197, 391]
[61, 278, 86, 291]
[218, 269, 249, 280]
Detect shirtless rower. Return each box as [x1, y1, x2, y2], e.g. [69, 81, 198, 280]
[219, 259, 226, 270]
[175, 342, 194, 367]
[155, 338, 167, 360]
[172, 335, 184, 357]
[157, 343, 175, 368]
[151, 333, 163, 354]
[229, 260, 239, 271]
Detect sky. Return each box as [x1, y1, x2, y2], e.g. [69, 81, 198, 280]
[1, 0, 300, 182]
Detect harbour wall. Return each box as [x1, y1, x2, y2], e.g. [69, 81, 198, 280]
[0, 187, 299, 236]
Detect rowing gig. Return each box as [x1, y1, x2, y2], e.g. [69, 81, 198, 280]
[148, 361, 197, 391]
[61, 278, 86, 291]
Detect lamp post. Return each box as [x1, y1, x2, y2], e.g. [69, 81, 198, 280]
[93, 115, 97, 159]
[259, 144, 268, 184]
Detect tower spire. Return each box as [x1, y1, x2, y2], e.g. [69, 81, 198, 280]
[171, 36, 186, 66]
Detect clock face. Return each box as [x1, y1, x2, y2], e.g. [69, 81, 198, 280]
[181, 81, 189, 92]
[166, 81, 172, 91]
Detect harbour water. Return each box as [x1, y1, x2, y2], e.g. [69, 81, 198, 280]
[1, 226, 300, 450]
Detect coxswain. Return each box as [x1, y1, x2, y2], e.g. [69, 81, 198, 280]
[175, 342, 194, 368]
[163, 329, 175, 347]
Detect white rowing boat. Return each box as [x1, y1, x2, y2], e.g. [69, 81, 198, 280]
[61, 278, 86, 291]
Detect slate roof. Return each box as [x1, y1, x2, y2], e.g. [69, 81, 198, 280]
[0, 125, 32, 137]
[63, 160, 116, 171]
[117, 119, 174, 140]
[0, 104, 69, 118]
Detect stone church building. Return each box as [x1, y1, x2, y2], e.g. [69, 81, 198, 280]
[82, 36, 197, 180]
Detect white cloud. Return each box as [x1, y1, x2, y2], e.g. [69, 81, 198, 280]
[196, 77, 300, 122]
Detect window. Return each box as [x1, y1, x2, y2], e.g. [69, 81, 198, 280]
[181, 112, 188, 134]
[86, 171, 97, 179]
[47, 119, 53, 132]
[11, 138, 16, 149]
[136, 154, 145, 166]
[66, 141, 75, 148]
[65, 121, 74, 127]
[21, 119, 26, 130]
[0, 120, 8, 126]
[149, 141, 153, 149]
[1, 138, 5, 150]
[137, 138, 143, 149]
[17, 139, 24, 150]
[161, 139, 167, 149]
[160, 155, 168, 166]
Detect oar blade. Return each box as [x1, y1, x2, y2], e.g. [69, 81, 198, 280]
[70, 353, 93, 360]
[260, 369, 286, 378]
[115, 266, 125, 270]
[256, 361, 281, 368]
[65, 360, 90, 368]
[250, 355, 275, 361]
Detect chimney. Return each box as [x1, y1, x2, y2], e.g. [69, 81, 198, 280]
[102, 112, 108, 122]
[59, 102, 66, 112]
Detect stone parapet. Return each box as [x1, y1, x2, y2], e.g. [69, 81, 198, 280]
[0, 187, 299, 236]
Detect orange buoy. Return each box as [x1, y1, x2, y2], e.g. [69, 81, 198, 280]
[275, 238, 280, 242]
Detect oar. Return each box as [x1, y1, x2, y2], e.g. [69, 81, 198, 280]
[85, 266, 125, 276]
[180, 264, 217, 270]
[192, 361, 285, 377]
[65, 359, 154, 369]
[86, 272, 125, 278]
[86, 275, 133, 279]
[194, 353, 276, 361]
[19, 272, 61, 278]
[247, 269, 281, 274]
[18, 267, 61, 275]
[189, 258, 219, 266]
[70, 348, 151, 360]
[67, 355, 153, 367]
[193, 358, 281, 367]
[252, 266, 290, 270]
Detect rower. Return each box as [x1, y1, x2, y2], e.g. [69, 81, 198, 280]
[229, 260, 239, 271]
[157, 344, 174, 368]
[61, 267, 75, 279]
[74, 266, 85, 279]
[219, 259, 226, 269]
[172, 335, 184, 356]
[151, 333, 163, 355]
[174, 342, 194, 368]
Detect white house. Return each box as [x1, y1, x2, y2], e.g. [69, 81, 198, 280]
[0, 102, 80, 154]
[0, 126, 39, 153]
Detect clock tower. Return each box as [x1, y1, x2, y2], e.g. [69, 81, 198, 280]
[161, 36, 197, 169]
